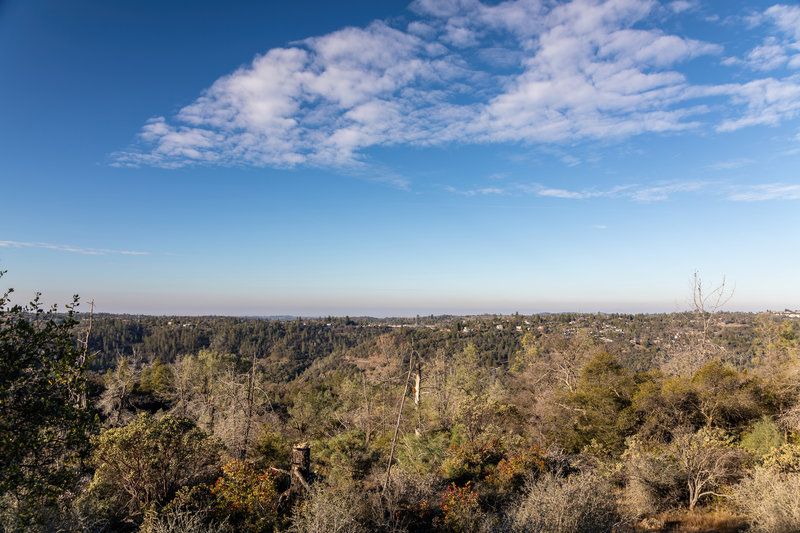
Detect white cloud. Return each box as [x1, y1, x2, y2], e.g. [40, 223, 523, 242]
[725, 4, 800, 72]
[728, 184, 800, 201]
[627, 181, 706, 201]
[516, 181, 708, 202]
[714, 76, 800, 131]
[537, 187, 598, 199]
[114, 0, 797, 170]
[0, 240, 150, 256]
[708, 158, 755, 170]
[668, 1, 696, 14]
[449, 179, 800, 203]
[444, 185, 506, 196]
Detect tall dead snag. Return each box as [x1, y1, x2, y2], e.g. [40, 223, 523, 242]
[277, 443, 312, 510]
[77, 299, 94, 409]
[414, 359, 422, 436]
[240, 349, 258, 460]
[382, 353, 415, 495]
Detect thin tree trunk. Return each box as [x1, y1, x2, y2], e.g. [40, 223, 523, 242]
[241, 350, 258, 460]
[382, 353, 415, 495]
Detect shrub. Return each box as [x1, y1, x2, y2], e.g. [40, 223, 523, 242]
[741, 416, 784, 460]
[438, 482, 483, 532]
[733, 468, 800, 533]
[89, 414, 222, 522]
[212, 460, 278, 532]
[763, 443, 800, 473]
[485, 446, 546, 492]
[620, 437, 683, 519]
[289, 483, 368, 533]
[440, 438, 504, 484]
[141, 484, 229, 533]
[378, 469, 439, 532]
[510, 472, 619, 533]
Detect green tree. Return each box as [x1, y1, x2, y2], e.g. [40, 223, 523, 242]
[566, 352, 636, 454]
[89, 413, 222, 522]
[0, 271, 93, 526]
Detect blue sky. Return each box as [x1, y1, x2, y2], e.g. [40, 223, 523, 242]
[1, 0, 799, 316]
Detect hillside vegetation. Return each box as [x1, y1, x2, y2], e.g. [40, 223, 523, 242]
[3, 279, 800, 531]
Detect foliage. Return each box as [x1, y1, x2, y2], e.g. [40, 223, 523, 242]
[484, 446, 546, 492]
[313, 429, 375, 484]
[211, 460, 278, 532]
[379, 469, 439, 532]
[440, 437, 504, 484]
[669, 426, 746, 510]
[733, 468, 800, 533]
[0, 272, 94, 527]
[741, 416, 784, 460]
[510, 472, 619, 533]
[620, 436, 683, 519]
[437, 482, 482, 532]
[140, 484, 227, 533]
[565, 352, 637, 454]
[763, 443, 800, 473]
[254, 425, 292, 471]
[289, 483, 368, 533]
[89, 413, 222, 521]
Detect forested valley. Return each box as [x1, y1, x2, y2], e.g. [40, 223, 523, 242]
[4, 278, 800, 532]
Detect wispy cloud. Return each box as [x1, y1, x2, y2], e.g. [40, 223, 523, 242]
[727, 183, 800, 201]
[446, 178, 800, 203]
[450, 181, 709, 202]
[518, 182, 688, 202]
[718, 5, 800, 130]
[668, 1, 697, 14]
[708, 158, 755, 170]
[0, 240, 149, 256]
[113, 0, 757, 170]
[535, 187, 602, 200]
[444, 185, 506, 196]
[627, 181, 707, 201]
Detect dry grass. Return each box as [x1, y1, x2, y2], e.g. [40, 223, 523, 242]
[616, 509, 747, 532]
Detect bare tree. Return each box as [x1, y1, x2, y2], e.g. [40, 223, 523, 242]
[662, 272, 734, 377]
[670, 426, 744, 510]
[99, 350, 142, 426]
[690, 271, 734, 360]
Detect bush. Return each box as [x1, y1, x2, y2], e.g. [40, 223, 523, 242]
[510, 472, 619, 533]
[620, 437, 683, 519]
[378, 469, 439, 532]
[0, 277, 94, 528]
[437, 482, 482, 532]
[440, 438, 504, 484]
[741, 416, 784, 460]
[763, 443, 800, 473]
[485, 446, 546, 493]
[733, 468, 800, 533]
[89, 413, 222, 522]
[141, 485, 229, 533]
[212, 460, 278, 532]
[289, 483, 368, 533]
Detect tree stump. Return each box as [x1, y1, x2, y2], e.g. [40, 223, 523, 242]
[277, 443, 311, 511]
[289, 443, 311, 495]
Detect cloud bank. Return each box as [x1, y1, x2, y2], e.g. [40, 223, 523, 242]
[114, 0, 800, 169]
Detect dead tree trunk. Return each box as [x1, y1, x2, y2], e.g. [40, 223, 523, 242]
[289, 444, 311, 494]
[277, 443, 312, 510]
[382, 354, 415, 495]
[240, 349, 258, 460]
[414, 359, 422, 436]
